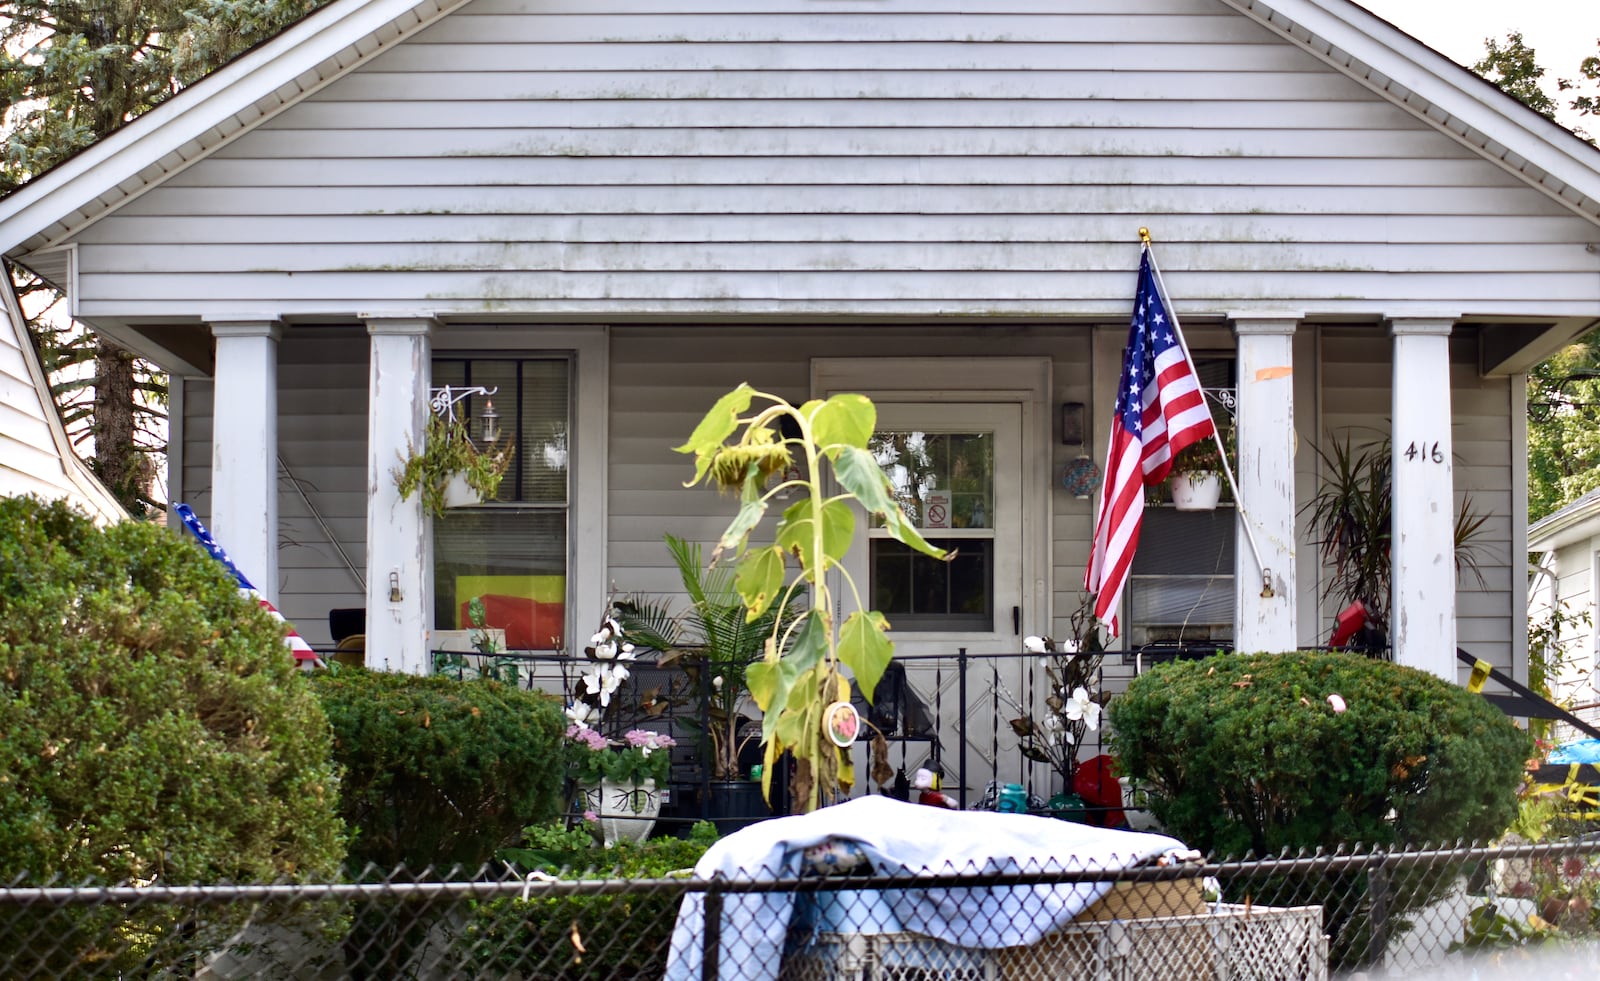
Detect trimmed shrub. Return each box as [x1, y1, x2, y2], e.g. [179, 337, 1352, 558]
[0, 497, 345, 974]
[1109, 651, 1531, 969]
[1108, 651, 1529, 856]
[308, 668, 567, 873]
[458, 821, 721, 978]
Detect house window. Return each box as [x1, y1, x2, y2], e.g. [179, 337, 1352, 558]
[431, 357, 570, 651]
[870, 428, 997, 632]
[1126, 355, 1236, 646]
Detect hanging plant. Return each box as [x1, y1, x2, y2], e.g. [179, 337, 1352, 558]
[394, 410, 514, 518]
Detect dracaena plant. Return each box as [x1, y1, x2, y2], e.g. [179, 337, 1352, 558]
[677, 385, 947, 812]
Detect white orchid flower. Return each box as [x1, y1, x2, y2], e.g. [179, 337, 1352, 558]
[617, 642, 637, 661]
[1023, 636, 1047, 653]
[592, 639, 619, 660]
[713, 675, 725, 691]
[1064, 686, 1101, 731]
[1058, 638, 1079, 654]
[582, 666, 626, 706]
[565, 702, 597, 727]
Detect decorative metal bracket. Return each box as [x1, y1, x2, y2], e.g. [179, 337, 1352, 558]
[430, 385, 497, 424]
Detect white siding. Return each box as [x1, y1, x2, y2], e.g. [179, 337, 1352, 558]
[65, 0, 1600, 320]
[1531, 534, 1600, 731]
[0, 285, 122, 520]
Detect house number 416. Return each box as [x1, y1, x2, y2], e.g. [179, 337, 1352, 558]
[1404, 441, 1444, 464]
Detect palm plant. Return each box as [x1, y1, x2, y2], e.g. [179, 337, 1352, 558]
[616, 535, 802, 781]
[1303, 431, 1489, 645]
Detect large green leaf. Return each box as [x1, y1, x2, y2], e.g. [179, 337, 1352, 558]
[831, 446, 947, 560]
[812, 393, 875, 450]
[785, 609, 829, 675]
[717, 483, 768, 554]
[675, 384, 754, 486]
[775, 498, 856, 572]
[734, 546, 786, 620]
[839, 611, 894, 702]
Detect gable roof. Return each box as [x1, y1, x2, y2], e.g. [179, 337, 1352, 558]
[1530, 487, 1600, 552]
[2, 0, 1599, 290]
[0, 265, 125, 522]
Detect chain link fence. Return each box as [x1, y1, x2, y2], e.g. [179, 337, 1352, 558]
[4, 836, 1600, 979]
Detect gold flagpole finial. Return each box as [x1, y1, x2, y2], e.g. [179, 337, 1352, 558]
[1138, 227, 1151, 245]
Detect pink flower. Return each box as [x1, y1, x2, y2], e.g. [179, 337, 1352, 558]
[583, 810, 598, 823]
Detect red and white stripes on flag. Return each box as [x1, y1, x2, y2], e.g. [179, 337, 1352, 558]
[1084, 248, 1218, 636]
[173, 503, 322, 666]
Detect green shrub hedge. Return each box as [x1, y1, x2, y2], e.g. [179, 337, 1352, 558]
[458, 821, 721, 979]
[1109, 652, 1531, 968]
[1108, 651, 1530, 856]
[0, 497, 346, 975]
[308, 667, 567, 873]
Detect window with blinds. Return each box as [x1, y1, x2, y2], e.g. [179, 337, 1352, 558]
[1126, 354, 1236, 646]
[430, 357, 570, 652]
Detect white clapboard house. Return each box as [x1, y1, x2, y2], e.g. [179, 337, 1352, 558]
[2, 0, 1597, 749]
[0, 268, 123, 522]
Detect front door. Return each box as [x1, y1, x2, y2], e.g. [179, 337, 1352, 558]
[837, 401, 1026, 796]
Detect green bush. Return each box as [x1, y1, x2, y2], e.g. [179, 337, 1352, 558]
[1109, 651, 1529, 856]
[458, 821, 720, 979]
[0, 497, 346, 973]
[1109, 651, 1532, 969]
[309, 668, 566, 873]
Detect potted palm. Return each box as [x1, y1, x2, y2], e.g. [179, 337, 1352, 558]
[393, 408, 514, 518]
[1303, 431, 1488, 652]
[617, 534, 801, 833]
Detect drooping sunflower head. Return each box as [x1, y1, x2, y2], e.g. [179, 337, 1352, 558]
[707, 426, 792, 492]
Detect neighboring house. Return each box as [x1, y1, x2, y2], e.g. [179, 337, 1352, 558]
[0, 262, 123, 522]
[1528, 491, 1600, 731]
[0, 0, 1594, 753]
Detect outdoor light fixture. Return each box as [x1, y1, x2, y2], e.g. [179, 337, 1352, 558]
[479, 400, 500, 444]
[1060, 402, 1085, 446]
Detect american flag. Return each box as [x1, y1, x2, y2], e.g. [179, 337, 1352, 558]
[1084, 248, 1217, 635]
[173, 503, 322, 666]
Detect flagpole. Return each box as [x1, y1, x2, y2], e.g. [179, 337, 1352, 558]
[1138, 228, 1275, 599]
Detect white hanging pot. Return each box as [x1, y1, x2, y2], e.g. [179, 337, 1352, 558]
[1171, 471, 1222, 511]
[442, 473, 480, 509]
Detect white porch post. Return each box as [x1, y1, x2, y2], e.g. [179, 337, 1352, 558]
[364, 317, 434, 674]
[1231, 315, 1299, 652]
[1390, 318, 1457, 679]
[207, 320, 281, 602]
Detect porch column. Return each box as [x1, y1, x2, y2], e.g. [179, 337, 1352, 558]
[364, 317, 435, 675]
[1230, 315, 1299, 653]
[1390, 318, 1457, 680]
[208, 319, 281, 603]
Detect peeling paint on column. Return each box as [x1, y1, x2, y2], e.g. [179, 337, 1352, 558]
[364, 318, 434, 675]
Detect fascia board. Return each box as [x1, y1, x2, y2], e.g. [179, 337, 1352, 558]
[0, 0, 469, 255]
[1224, 0, 1600, 222]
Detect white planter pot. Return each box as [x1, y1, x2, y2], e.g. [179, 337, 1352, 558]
[1171, 471, 1222, 511]
[582, 778, 660, 846]
[441, 473, 480, 509]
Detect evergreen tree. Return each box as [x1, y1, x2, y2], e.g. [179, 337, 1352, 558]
[1, 0, 326, 514]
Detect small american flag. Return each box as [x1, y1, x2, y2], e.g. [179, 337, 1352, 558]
[1084, 248, 1217, 636]
[173, 503, 321, 665]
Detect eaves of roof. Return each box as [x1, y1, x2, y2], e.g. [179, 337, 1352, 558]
[0, 0, 472, 257]
[1529, 488, 1600, 553]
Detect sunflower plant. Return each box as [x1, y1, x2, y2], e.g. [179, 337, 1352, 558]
[677, 385, 947, 812]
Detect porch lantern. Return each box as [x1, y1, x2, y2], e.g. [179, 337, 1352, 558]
[479, 399, 500, 444]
